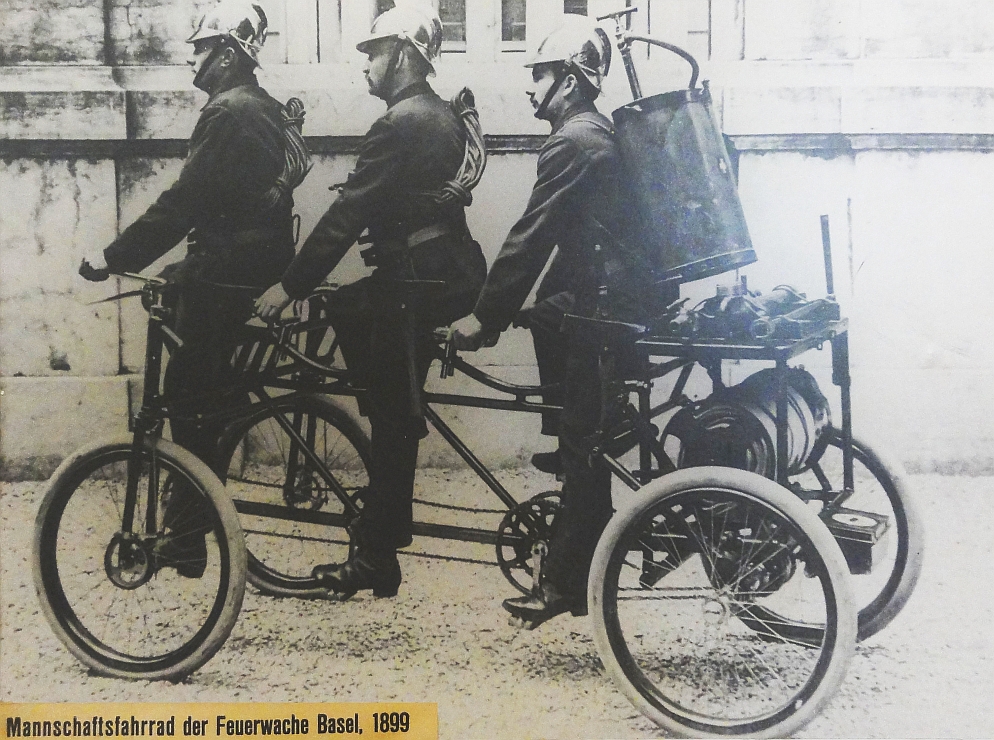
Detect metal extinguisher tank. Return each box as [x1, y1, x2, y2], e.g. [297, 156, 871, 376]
[601, 8, 756, 284]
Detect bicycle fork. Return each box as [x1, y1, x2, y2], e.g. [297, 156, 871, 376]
[121, 294, 179, 538]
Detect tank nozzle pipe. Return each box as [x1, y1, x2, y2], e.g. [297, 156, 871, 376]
[625, 34, 700, 90]
[598, 7, 642, 99]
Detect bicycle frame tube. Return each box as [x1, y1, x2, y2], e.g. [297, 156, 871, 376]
[122, 288, 174, 534]
[252, 388, 363, 517]
[232, 314, 858, 547]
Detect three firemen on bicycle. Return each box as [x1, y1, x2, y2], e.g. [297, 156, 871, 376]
[80, 0, 661, 629]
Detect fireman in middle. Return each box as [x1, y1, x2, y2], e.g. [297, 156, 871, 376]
[449, 14, 662, 627]
[255, 2, 487, 599]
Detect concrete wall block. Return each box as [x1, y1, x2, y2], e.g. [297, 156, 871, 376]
[0, 159, 115, 302]
[744, 0, 860, 61]
[844, 86, 994, 135]
[852, 367, 994, 473]
[0, 376, 132, 479]
[0, 159, 120, 377]
[0, 293, 120, 378]
[0, 0, 105, 64]
[849, 149, 994, 371]
[271, 85, 385, 137]
[108, 0, 214, 66]
[723, 85, 843, 135]
[115, 157, 187, 371]
[0, 91, 126, 140]
[862, 0, 994, 60]
[128, 90, 201, 139]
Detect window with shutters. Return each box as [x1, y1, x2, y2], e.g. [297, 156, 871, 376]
[501, 0, 526, 49]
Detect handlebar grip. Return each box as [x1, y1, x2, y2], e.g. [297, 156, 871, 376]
[596, 7, 637, 22]
[441, 338, 457, 378]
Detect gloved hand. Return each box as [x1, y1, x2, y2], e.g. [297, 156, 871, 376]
[449, 314, 500, 351]
[79, 250, 110, 282]
[255, 282, 292, 322]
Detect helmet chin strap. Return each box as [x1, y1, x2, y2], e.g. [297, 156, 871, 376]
[379, 38, 406, 101]
[193, 41, 230, 93]
[533, 64, 571, 120]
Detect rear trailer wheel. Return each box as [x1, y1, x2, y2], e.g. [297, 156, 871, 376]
[33, 436, 246, 680]
[216, 394, 371, 597]
[793, 428, 924, 640]
[589, 467, 856, 738]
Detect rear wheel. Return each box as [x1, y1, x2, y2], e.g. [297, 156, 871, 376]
[216, 394, 371, 597]
[589, 467, 856, 738]
[793, 428, 924, 640]
[33, 436, 246, 680]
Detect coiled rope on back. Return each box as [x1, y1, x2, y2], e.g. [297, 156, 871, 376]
[260, 97, 314, 211]
[417, 87, 487, 207]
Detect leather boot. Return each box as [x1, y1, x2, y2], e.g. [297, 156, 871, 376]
[530, 449, 562, 475]
[312, 543, 401, 600]
[503, 582, 585, 629]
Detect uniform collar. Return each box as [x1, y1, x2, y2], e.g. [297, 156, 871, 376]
[204, 75, 259, 106]
[550, 99, 598, 135]
[387, 79, 433, 109]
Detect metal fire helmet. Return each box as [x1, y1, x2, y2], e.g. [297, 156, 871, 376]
[526, 14, 612, 96]
[187, 0, 270, 66]
[356, 2, 443, 75]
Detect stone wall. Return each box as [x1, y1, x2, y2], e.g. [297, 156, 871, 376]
[3, 0, 994, 477]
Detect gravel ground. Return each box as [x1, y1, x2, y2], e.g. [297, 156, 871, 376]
[2, 468, 992, 739]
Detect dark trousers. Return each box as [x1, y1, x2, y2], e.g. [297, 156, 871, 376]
[542, 338, 614, 599]
[329, 275, 482, 550]
[160, 283, 255, 530]
[528, 292, 573, 437]
[326, 277, 448, 552]
[164, 284, 255, 458]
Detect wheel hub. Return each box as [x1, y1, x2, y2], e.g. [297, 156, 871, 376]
[283, 467, 329, 510]
[702, 595, 731, 625]
[104, 533, 154, 589]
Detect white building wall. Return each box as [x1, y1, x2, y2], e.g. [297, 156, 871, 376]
[3, 0, 994, 475]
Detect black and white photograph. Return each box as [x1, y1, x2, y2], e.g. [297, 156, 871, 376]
[0, 0, 990, 737]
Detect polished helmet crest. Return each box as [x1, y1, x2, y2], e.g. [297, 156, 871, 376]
[188, 0, 269, 66]
[526, 14, 612, 96]
[356, 2, 443, 75]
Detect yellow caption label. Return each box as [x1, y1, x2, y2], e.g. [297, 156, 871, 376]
[0, 704, 436, 740]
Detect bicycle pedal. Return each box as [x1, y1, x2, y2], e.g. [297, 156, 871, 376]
[320, 589, 354, 602]
[507, 615, 540, 631]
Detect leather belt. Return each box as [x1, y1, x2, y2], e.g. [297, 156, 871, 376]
[360, 222, 459, 267]
[407, 222, 454, 247]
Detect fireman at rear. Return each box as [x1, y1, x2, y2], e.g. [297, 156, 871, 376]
[449, 15, 661, 626]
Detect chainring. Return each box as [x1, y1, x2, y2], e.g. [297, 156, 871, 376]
[495, 491, 561, 594]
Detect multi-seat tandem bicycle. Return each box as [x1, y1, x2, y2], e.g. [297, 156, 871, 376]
[33, 262, 924, 738]
[32, 19, 923, 739]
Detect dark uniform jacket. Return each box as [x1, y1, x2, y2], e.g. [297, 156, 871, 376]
[473, 102, 657, 333]
[104, 77, 295, 288]
[281, 80, 486, 322]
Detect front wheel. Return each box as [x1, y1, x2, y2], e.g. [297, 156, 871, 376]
[33, 436, 246, 681]
[589, 467, 857, 738]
